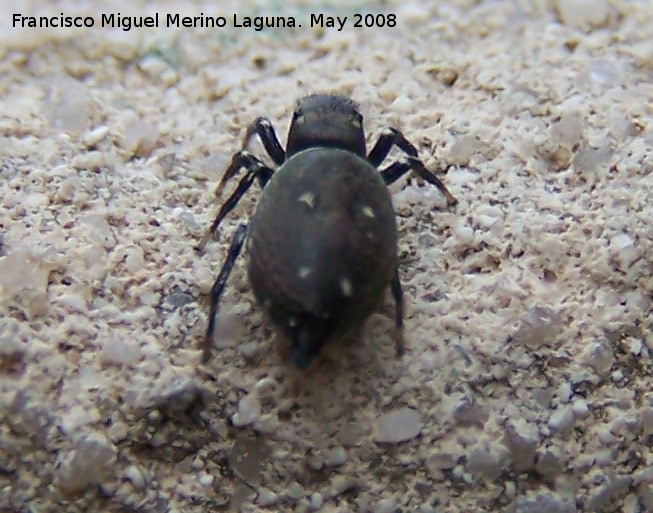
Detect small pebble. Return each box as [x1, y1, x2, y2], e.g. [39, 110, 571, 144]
[548, 406, 575, 433]
[585, 340, 614, 376]
[309, 493, 323, 510]
[451, 464, 465, 481]
[56, 434, 117, 494]
[622, 493, 639, 513]
[376, 497, 397, 513]
[257, 488, 279, 507]
[107, 420, 129, 443]
[123, 465, 145, 489]
[99, 336, 141, 366]
[554, 381, 572, 403]
[503, 421, 538, 472]
[504, 481, 517, 501]
[253, 414, 279, 434]
[232, 393, 261, 427]
[286, 482, 305, 500]
[330, 475, 357, 496]
[374, 408, 421, 443]
[71, 151, 105, 170]
[425, 452, 455, 480]
[324, 446, 347, 467]
[513, 306, 562, 349]
[572, 399, 590, 418]
[587, 474, 631, 511]
[467, 447, 504, 479]
[82, 126, 109, 147]
[239, 341, 260, 359]
[198, 473, 213, 487]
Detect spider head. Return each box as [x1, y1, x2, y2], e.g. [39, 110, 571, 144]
[286, 94, 366, 158]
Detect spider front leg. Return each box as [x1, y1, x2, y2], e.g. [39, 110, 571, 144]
[195, 154, 272, 251]
[213, 117, 285, 199]
[368, 128, 457, 206]
[202, 221, 248, 361]
[242, 117, 285, 165]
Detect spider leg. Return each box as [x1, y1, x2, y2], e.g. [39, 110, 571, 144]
[210, 115, 284, 199]
[196, 155, 272, 251]
[369, 128, 457, 206]
[202, 222, 248, 361]
[241, 117, 285, 166]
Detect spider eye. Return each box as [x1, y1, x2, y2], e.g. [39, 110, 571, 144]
[292, 109, 305, 124]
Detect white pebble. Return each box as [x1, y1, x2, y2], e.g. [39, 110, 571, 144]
[550, 114, 583, 145]
[198, 473, 214, 487]
[548, 405, 575, 433]
[514, 306, 562, 349]
[554, 381, 572, 403]
[611, 232, 634, 249]
[57, 292, 88, 314]
[124, 247, 145, 273]
[71, 151, 105, 170]
[425, 452, 455, 479]
[611, 232, 639, 268]
[504, 481, 517, 501]
[254, 377, 276, 394]
[123, 465, 145, 489]
[100, 336, 142, 366]
[451, 464, 466, 481]
[634, 466, 653, 485]
[0, 248, 49, 317]
[453, 222, 475, 244]
[257, 489, 279, 507]
[330, 475, 357, 496]
[286, 482, 304, 500]
[376, 497, 397, 513]
[467, 447, 504, 479]
[253, 414, 279, 434]
[374, 408, 421, 443]
[232, 393, 261, 427]
[585, 340, 613, 376]
[309, 493, 324, 509]
[572, 399, 590, 418]
[324, 446, 347, 466]
[56, 434, 116, 493]
[107, 420, 129, 443]
[82, 125, 109, 147]
[450, 135, 479, 165]
[555, 0, 613, 30]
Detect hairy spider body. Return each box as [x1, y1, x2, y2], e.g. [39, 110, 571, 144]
[248, 147, 397, 367]
[197, 94, 456, 368]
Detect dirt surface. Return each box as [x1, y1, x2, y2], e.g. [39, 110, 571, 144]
[1, 1, 652, 512]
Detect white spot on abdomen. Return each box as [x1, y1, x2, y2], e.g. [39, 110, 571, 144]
[361, 205, 376, 218]
[340, 277, 353, 297]
[298, 191, 316, 209]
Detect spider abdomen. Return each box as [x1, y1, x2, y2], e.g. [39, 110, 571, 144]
[247, 147, 397, 366]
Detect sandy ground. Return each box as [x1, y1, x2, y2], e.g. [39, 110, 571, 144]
[1, 0, 652, 512]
